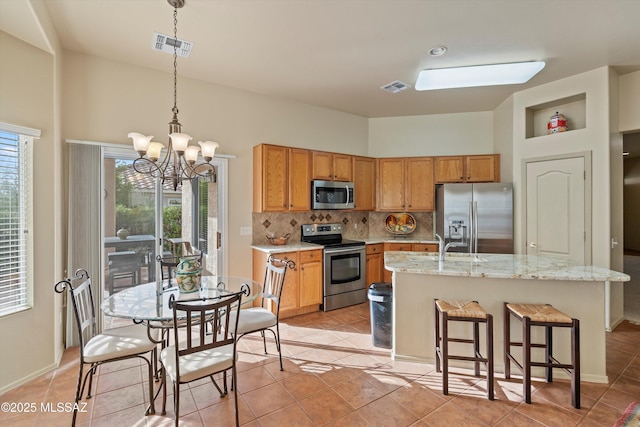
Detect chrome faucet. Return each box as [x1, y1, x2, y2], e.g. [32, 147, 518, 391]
[435, 233, 459, 262]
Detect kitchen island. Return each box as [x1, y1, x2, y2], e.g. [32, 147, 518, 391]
[384, 252, 630, 383]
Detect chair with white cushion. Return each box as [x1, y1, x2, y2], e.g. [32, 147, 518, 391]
[54, 269, 158, 426]
[160, 291, 243, 427]
[228, 254, 295, 371]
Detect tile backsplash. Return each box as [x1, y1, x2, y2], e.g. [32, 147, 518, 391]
[252, 211, 434, 244]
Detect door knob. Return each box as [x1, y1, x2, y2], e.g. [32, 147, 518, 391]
[529, 242, 537, 248]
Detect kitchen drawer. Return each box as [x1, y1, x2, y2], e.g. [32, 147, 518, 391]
[412, 244, 439, 252]
[299, 249, 322, 264]
[384, 242, 412, 252]
[366, 243, 383, 254]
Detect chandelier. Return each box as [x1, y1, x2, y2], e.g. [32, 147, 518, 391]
[128, 0, 218, 191]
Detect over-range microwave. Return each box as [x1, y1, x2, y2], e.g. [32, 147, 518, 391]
[311, 180, 354, 210]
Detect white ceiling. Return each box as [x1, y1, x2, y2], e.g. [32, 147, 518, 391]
[3, 0, 640, 119]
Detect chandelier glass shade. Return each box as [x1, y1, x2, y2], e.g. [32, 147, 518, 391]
[128, 0, 218, 191]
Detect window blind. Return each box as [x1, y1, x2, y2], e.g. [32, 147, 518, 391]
[0, 130, 33, 316]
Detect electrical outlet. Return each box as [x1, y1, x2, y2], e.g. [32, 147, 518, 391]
[240, 226, 252, 236]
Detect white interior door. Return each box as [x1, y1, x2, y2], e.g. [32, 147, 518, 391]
[526, 156, 587, 264]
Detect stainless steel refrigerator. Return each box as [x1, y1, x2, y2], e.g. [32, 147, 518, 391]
[436, 183, 513, 254]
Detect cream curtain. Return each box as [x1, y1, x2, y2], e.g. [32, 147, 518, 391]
[66, 143, 103, 347]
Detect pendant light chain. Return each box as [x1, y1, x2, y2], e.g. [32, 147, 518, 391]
[128, 0, 219, 191]
[172, 6, 179, 116]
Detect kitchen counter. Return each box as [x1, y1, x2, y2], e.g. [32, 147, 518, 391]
[251, 242, 322, 253]
[384, 252, 631, 282]
[385, 252, 630, 384]
[252, 237, 439, 252]
[363, 237, 439, 245]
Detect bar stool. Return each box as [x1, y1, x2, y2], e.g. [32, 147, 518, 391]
[434, 299, 494, 400]
[504, 302, 580, 408]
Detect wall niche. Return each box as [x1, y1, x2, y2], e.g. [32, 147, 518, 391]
[525, 93, 586, 139]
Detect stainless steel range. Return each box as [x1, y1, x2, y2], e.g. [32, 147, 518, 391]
[301, 223, 367, 311]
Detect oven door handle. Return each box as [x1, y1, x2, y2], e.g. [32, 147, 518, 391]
[323, 246, 365, 255]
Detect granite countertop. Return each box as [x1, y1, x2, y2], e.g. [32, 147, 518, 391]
[363, 237, 439, 245]
[384, 251, 631, 282]
[252, 236, 439, 253]
[251, 242, 322, 253]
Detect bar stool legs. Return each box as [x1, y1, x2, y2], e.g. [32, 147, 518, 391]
[434, 299, 494, 400]
[504, 302, 580, 408]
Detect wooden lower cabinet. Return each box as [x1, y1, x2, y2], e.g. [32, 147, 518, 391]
[382, 242, 439, 282]
[299, 249, 323, 307]
[366, 244, 383, 286]
[252, 249, 323, 319]
[411, 243, 439, 252]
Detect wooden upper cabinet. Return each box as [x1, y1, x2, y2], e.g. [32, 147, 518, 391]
[254, 144, 310, 212]
[377, 158, 406, 211]
[435, 156, 465, 183]
[254, 144, 288, 212]
[378, 157, 434, 212]
[288, 148, 311, 211]
[352, 156, 376, 211]
[333, 154, 353, 181]
[312, 151, 353, 181]
[435, 154, 500, 183]
[406, 157, 434, 211]
[466, 155, 500, 182]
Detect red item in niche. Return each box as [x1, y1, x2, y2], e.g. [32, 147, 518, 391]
[547, 111, 568, 134]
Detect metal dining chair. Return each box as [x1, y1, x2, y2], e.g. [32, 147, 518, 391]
[160, 291, 243, 427]
[54, 269, 158, 426]
[228, 255, 295, 371]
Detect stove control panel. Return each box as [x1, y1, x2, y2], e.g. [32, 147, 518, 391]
[301, 223, 343, 237]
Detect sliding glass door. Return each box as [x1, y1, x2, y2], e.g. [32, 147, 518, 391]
[101, 148, 225, 321]
[103, 153, 161, 301]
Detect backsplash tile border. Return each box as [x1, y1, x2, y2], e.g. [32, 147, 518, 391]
[252, 211, 434, 245]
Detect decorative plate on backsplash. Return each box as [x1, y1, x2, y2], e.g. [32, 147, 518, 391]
[385, 213, 416, 235]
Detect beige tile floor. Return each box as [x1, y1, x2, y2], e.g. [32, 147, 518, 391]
[2, 303, 639, 426]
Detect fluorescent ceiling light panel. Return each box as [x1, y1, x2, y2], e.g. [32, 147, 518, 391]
[415, 61, 545, 91]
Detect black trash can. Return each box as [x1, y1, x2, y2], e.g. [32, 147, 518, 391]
[368, 282, 393, 349]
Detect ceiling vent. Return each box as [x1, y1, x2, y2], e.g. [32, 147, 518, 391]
[381, 80, 411, 93]
[152, 32, 193, 58]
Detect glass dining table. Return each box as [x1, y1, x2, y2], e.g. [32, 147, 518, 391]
[101, 275, 262, 325]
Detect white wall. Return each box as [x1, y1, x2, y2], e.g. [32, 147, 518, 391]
[368, 112, 494, 158]
[493, 96, 515, 182]
[619, 71, 640, 133]
[0, 31, 63, 393]
[62, 52, 369, 278]
[609, 68, 625, 327]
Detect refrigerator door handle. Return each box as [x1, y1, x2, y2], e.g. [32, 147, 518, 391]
[473, 201, 479, 253]
[468, 201, 474, 254]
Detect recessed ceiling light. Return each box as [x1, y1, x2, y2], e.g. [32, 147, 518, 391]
[429, 46, 447, 56]
[415, 61, 545, 91]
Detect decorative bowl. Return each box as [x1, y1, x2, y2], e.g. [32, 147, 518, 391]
[385, 213, 416, 235]
[266, 233, 291, 245]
